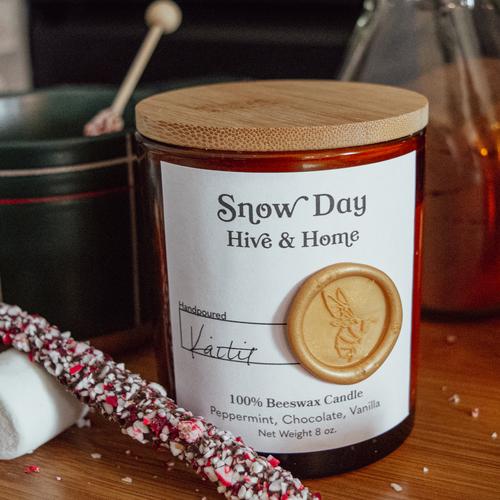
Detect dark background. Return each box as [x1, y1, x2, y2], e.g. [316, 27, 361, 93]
[28, 0, 364, 88]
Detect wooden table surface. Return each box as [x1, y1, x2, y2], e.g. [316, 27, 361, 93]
[1, 318, 499, 500]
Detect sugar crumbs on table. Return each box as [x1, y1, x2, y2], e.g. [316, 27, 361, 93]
[122, 477, 132, 483]
[91, 453, 102, 459]
[492, 432, 497, 439]
[471, 408, 479, 418]
[423, 467, 429, 473]
[448, 394, 460, 403]
[76, 416, 91, 428]
[390, 483, 403, 492]
[25, 466, 40, 474]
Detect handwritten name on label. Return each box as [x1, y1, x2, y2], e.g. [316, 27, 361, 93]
[186, 324, 258, 365]
[179, 308, 297, 366]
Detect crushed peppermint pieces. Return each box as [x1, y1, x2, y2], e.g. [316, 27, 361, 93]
[0, 302, 317, 500]
[492, 432, 498, 439]
[448, 394, 460, 403]
[445, 334, 457, 344]
[25, 466, 40, 474]
[70, 364, 84, 374]
[471, 408, 479, 418]
[390, 483, 403, 492]
[122, 477, 133, 483]
[423, 467, 429, 473]
[76, 416, 91, 428]
[56, 476, 62, 481]
[91, 453, 102, 459]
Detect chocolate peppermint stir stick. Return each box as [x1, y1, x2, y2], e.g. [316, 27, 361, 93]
[0, 303, 318, 500]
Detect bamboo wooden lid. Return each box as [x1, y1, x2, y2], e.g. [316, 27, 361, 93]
[135, 80, 428, 151]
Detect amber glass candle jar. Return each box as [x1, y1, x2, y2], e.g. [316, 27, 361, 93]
[135, 80, 428, 479]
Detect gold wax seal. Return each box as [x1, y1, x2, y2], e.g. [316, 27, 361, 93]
[287, 263, 403, 384]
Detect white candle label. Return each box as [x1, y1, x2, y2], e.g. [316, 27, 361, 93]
[160, 152, 416, 453]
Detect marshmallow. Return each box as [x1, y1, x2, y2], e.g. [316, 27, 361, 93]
[0, 348, 88, 459]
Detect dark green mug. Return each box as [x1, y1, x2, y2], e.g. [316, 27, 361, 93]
[0, 86, 151, 352]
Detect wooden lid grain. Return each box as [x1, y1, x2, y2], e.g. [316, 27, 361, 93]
[135, 80, 428, 151]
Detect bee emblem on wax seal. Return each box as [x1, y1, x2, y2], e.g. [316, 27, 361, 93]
[323, 288, 380, 362]
[287, 263, 403, 384]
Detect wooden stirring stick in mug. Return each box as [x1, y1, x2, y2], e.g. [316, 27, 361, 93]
[84, 1, 182, 136]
